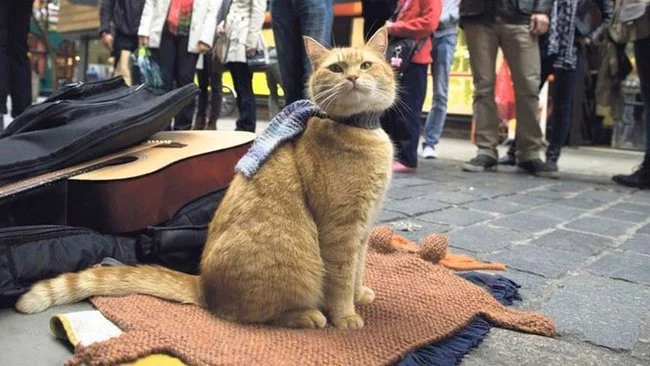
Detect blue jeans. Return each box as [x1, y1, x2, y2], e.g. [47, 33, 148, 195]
[423, 32, 458, 149]
[380, 63, 428, 168]
[270, 0, 333, 106]
[634, 37, 650, 154]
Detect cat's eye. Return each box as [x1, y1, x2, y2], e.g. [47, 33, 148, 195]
[360, 62, 372, 70]
[327, 64, 344, 73]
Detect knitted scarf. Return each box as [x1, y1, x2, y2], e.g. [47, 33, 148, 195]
[546, 0, 579, 70]
[235, 99, 382, 178]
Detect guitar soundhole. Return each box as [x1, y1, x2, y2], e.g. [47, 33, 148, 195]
[163, 142, 187, 148]
[105, 156, 139, 166]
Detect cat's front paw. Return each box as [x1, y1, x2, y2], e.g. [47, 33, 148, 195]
[356, 286, 375, 305]
[332, 313, 365, 330]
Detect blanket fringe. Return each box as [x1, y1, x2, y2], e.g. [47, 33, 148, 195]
[397, 272, 522, 366]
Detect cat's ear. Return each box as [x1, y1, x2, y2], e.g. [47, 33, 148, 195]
[303, 36, 329, 67]
[365, 26, 389, 56]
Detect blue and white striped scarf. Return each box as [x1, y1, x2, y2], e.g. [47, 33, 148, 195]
[234, 100, 381, 178]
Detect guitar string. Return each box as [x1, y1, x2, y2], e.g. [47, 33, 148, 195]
[0, 140, 170, 197]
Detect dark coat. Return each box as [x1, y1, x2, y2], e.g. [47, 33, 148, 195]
[99, 0, 146, 37]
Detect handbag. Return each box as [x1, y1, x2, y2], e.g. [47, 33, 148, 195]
[609, 0, 650, 43]
[385, 2, 425, 78]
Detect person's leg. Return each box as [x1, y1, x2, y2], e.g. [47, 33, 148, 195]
[153, 32, 177, 130]
[7, 0, 33, 117]
[636, 38, 650, 157]
[498, 24, 543, 165]
[228, 62, 257, 132]
[613, 36, 650, 188]
[0, 2, 10, 116]
[266, 62, 281, 118]
[270, 0, 304, 105]
[195, 56, 209, 129]
[386, 62, 428, 170]
[462, 22, 500, 171]
[173, 35, 198, 131]
[298, 0, 334, 99]
[423, 33, 458, 155]
[208, 58, 223, 128]
[546, 51, 583, 163]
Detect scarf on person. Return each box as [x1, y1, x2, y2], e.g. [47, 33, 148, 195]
[546, 0, 579, 70]
[234, 99, 382, 178]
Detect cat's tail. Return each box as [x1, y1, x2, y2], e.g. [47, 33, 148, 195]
[15, 265, 201, 314]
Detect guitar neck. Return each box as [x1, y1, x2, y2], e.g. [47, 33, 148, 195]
[0, 141, 166, 199]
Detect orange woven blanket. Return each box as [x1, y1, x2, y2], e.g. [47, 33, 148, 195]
[68, 227, 555, 366]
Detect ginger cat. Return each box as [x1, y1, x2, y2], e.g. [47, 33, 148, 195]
[16, 27, 396, 330]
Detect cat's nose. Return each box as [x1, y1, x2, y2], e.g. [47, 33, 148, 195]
[346, 75, 358, 83]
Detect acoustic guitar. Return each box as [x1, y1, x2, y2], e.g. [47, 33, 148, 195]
[66, 130, 255, 234]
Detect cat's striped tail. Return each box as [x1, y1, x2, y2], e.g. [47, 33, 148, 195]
[15, 265, 201, 314]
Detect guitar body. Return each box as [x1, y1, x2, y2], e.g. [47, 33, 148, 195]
[67, 131, 254, 234]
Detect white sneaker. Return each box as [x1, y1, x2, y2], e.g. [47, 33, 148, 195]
[422, 146, 438, 159]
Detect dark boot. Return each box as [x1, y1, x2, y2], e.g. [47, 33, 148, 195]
[613, 155, 650, 189]
[545, 147, 561, 176]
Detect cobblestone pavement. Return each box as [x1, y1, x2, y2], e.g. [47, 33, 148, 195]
[383, 158, 650, 366]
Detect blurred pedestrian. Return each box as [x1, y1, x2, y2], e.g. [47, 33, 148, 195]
[421, 0, 460, 159]
[381, 0, 442, 173]
[460, 0, 554, 176]
[0, 0, 35, 120]
[612, 1, 650, 188]
[217, 0, 266, 132]
[99, 0, 145, 86]
[499, 0, 614, 178]
[138, 0, 220, 130]
[269, 0, 334, 105]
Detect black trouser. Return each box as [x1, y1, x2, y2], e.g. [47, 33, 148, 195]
[381, 62, 428, 168]
[634, 36, 650, 155]
[197, 55, 224, 125]
[361, 0, 396, 42]
[153, 32, 198, 130]
[227, 62, 256, 132]
[0, 0, 34, 117]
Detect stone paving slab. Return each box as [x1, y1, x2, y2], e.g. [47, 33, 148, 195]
[639, 223, 650, 235]
[377, 210, 406, 223]
[587, 251, 650, 285]
[611, 202, 650, 214]
[621, 234, 650, 255]
[594, 208, 649, 223]
[490, 213, 563, 234]
[564, 216, 639, 238]
[540, 274, 650, 350]
[486, 245, 588, 278]
[383, 196, 450, 216]
[555, 196, 608, 210]
[530, 229, 613, 256]
[498, 194, 558, 207]
[418, 207, 493, 227]
[445, 225, 528, 253]
[526, 204, 587, 221]
[462, 199, 526, 215]
[461, 329, 646, 366]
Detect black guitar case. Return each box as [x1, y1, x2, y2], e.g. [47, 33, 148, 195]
[0, 78, 198, 184]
